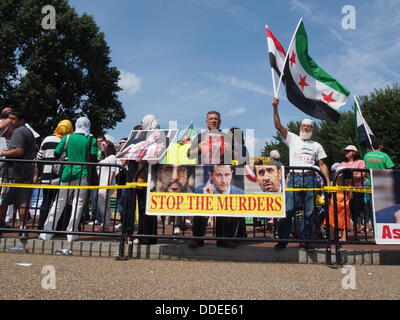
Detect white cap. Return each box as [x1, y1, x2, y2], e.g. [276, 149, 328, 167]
[301, 118, 314, 127]
[343, 145, 358, 152]
[269, 150, 281, 160]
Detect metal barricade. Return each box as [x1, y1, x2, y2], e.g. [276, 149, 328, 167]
[0, 158, 133, 259]
[122, 165, 333, 264]
[331, 168, 373, 263]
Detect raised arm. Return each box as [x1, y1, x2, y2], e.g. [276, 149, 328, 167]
[272, 98, 288, 140]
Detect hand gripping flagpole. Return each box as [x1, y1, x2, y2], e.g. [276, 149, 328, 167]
[275, 17, 303, 99]
[354, 95, 374, 150]
[265, 25, 278, 97]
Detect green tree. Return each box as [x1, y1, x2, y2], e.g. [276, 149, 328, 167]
[0, 0, 125, 137]
[358, 85, 400, 168]
[262, 84, 400, 169]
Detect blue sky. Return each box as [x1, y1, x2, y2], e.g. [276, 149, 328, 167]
[69, 0, 400, 155]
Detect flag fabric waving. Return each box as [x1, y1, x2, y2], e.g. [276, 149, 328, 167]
[282, 21, 350, 123]
[354, 97, 375, 157]
[266, 26, 286, 77]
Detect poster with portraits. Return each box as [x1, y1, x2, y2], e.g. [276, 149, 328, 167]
[115, 129, 178, 161]
[372, 170, 400, 244]
[146, 164, 285, 218]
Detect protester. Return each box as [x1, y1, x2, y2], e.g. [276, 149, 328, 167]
[272, 98, 330, 249]
[39, 117, 98, 242]
[127, 116, 159, 245]
[364, 138, 395, 170]
[114, 138, 128, 230]
[35, 120, 74, 229]
[0, 110, 36, 239]
[95, 140, 119, 232]
[340, 145, 367, 233]
[326, 163, 351, 241]
[187, 111, 238, 249]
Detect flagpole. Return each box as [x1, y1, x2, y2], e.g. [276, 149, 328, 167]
[271, 68, 277, 97]
[265, 25, 278, 97]
[354, 95, 374, 150]
[275, 17, 303, 98]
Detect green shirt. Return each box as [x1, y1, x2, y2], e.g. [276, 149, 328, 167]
[55, 133, 98, 182]
[364, 151, 394, 170]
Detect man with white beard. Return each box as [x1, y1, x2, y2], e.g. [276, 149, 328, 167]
[272, 98, 330, 249]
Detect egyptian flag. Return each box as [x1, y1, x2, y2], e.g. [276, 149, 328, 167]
[355, 102, 375, 157]
[283, 22, 350, 123]
[266, 25, 286, 76]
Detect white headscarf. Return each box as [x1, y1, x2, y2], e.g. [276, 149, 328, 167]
[141, 114, 160, 130]
[75, 117, 91, 136]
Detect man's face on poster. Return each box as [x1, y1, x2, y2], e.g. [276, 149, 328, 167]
[211, 165, 233, 193]
[255, 165, 282, 192]
[158, 165, 189, 192]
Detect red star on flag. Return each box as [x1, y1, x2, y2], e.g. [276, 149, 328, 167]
[322, 91, 337, 104]
[289, 50, 296, 66]
[298, 75, 309, 91]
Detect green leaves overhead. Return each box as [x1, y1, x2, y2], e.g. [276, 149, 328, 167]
[0, 0, 125, 137]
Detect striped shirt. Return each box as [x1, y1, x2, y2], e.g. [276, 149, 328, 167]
[36, 135, 61, 183]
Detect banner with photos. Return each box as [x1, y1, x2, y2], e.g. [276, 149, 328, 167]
[146, 164, 285, 218]
[372, 170, 400, 244]
[115, 129, 178, 161]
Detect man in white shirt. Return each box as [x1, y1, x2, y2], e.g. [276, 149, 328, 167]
[272, 98, 330, 249]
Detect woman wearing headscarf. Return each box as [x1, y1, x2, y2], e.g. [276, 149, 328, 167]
[35, 120, 74, 229]
[40, 117, 98, 242]
[127, 115, 160, 244]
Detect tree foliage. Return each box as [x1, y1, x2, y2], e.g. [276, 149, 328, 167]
[262, 84, 399, 169]
[0, 0, 125, 137]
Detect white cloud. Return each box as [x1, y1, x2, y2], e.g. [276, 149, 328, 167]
[170, 82, 231, 107]
[118, 70, 141, 95]
[227, 107, 246, 116]
[209, 75, 274, 96]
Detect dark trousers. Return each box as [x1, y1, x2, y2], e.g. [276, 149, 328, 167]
[192, 216, 245, 239]
[137, 188, 157, 244]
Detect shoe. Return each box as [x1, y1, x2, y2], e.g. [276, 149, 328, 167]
[115, 223, 123, 230]
[188, 239, 204, 249]
[173, 226, 181, 235]
[88, 220, 101, 225]
[216, 240, 237, 249]
[67, 235, 79, 242]
[274, 241, 288, 250]
[19, 227, 28, 241]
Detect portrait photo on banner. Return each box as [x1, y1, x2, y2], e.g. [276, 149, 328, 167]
[372, 170, 400, 244]
[149, 164, 195, 193]
[146, 163, 285, 218]
[115, 129, 178, 161]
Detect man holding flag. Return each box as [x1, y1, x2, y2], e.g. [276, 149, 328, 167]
[272, 97, 330, 249]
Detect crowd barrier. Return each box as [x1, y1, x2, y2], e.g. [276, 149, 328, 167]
[0, 159, 373, 264]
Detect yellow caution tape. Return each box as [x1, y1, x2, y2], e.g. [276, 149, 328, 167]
[0, 182, 371, 193]
[286, 186, 372, 193]
[0, 182, 148, 190]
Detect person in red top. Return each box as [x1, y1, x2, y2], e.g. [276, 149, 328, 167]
[340, 145, 367, 235]
[187, 111, 238, 249]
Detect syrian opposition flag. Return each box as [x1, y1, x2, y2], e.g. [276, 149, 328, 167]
[283, 21, 350, 123]
[266, 25, 286, 77]
[354, 96, 375, 156]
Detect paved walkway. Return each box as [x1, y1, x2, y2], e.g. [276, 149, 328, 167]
[1, 253, 399, 300]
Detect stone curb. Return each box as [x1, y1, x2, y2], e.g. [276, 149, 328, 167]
[1, 237, 399, 265]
